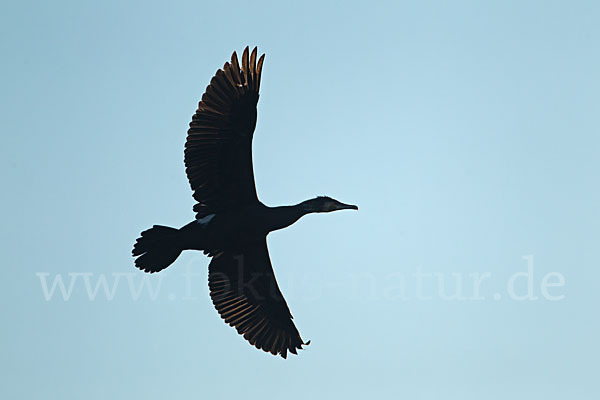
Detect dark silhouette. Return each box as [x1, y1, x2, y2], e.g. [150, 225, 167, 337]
[132, 47, 357, 358]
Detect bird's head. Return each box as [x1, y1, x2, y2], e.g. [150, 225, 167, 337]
[301, 196, 358, 213]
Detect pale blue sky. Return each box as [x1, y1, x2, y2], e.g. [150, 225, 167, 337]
[1, 0, 599, 399]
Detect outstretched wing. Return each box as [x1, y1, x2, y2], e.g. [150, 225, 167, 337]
[185, 47, 265, 218]
[208, 239, 309, 358]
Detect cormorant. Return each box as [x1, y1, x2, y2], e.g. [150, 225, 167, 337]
[132, 47, 357, 358]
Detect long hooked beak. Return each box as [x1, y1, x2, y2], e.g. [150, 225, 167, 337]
[337, 202, 359, 211]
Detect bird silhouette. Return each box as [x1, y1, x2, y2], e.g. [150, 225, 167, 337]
[132, 47, 357, 358]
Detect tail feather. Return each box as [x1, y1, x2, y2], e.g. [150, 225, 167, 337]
[132, 225, 182, 273]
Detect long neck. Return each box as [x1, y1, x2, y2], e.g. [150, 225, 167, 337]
[265, 203, 313, 233]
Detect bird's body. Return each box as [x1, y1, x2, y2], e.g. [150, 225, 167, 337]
[180, 203, 301, 249]
[132, 47, 356, 358]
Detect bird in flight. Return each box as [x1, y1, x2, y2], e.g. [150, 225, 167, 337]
[132, 47, 357, 358]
